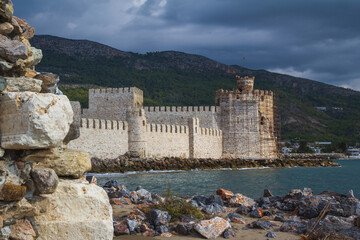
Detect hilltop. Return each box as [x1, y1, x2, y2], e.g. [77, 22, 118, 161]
[30, 35, 360, 143]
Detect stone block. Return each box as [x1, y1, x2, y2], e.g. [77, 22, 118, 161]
[0, 92, 73, 149]
[0, 34, 27, 63]
[0, 76, 42, 93]
[0, 182, 26, 201]
[33, 179, 113, 240]
[24, 149, 91, 179]
[0, 22, 14, 35]
[31, 168, 59, 194]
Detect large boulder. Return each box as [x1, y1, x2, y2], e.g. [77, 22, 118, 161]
[194, 217, 231, 239]
[33, 179, 113, 240]
[0, 92, 73, 149]
[24, 149, 91, 179]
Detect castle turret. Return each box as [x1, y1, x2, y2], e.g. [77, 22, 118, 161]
[236, 75, 254, 92]
[126, 107, 147, 157]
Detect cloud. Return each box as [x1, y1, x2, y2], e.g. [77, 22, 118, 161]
[12, 0, 360, 91]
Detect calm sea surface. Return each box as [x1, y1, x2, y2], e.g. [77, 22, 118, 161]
[94, 159, 360, 199]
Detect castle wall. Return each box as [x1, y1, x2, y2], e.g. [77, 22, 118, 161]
[146, 124, 190, 158]
[189, 118, 223, 159]
[82, 87, 143, 121]
[145, 106, 221, 129]
[67, 118, 128, 159]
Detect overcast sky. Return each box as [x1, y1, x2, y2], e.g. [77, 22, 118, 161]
[13, 0, 360, 91]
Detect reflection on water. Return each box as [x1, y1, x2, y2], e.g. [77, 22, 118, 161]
[95, 160, 360, 199]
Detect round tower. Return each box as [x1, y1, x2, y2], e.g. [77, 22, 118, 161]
[126, 107, 147, 157]
[236, 75, 254, 92]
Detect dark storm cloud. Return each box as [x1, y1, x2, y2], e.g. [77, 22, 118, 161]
[12, 0, 360, 90]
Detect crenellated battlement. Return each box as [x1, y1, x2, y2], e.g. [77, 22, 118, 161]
[146, 123, 189, 134]
[80, 118, 128, 131]
[145, 105, 220, 112]
[215, 89, 273, 104]
[198, 127, 222, 137]
[89, 87, 143, 96]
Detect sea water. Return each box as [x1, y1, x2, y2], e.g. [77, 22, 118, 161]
[93, 159, 360, 199]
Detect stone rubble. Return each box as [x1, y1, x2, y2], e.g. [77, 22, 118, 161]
[103, 181, 360, 239]
[0, 1, 113, 239]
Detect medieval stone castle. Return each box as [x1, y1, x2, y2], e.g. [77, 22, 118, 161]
[68, 76, 278, 159]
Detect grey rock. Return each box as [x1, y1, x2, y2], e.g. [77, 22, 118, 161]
[0, 35, 27, 63]
[176, 222, 192, 235]
[223, 227, 237, 238]
[264, 189, 273, 197]
[31, 168, 59, 194]
[150, 209, 171, 227]
[249, 220, 272, 230]
[0, 226, 11, 238]
[266, 231, 276, 238]
[205, 194, 223, 206]
[202, 203, 225, 215]
[250, 207, 263, 218]
[156, 225, 169, 233]
[0, 58, 13, 72]
[236, 205, 249, 215]
[347, 189, 355, 199]
[126, 219, 138, 233]
[274, 215, 286, 222]
[280, 220, 307, 234]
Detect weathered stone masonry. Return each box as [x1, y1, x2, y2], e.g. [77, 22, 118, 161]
[68, 76, 278, 159]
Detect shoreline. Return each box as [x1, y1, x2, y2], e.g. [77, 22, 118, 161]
[103, 180, 360, 240]
[90, 153, 342, 173]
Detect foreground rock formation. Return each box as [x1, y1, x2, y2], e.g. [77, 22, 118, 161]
[0, 1, 113, 239]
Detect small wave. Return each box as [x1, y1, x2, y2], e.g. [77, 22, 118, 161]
[88, 166, 277, 177]
[236, 167, 270, 170]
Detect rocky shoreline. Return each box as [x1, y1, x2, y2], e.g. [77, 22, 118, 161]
[90, 153, 342, 173]
[101, 180, 360, 239]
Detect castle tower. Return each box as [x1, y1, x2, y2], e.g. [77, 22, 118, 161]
[126, 107, 147, 157]
[236, 75, 254, 92]
[216, 76, 278, 159]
